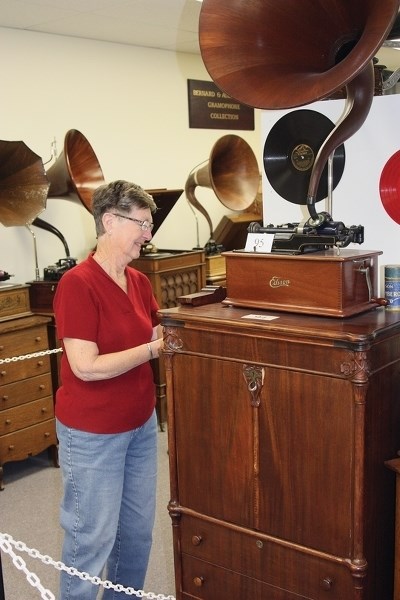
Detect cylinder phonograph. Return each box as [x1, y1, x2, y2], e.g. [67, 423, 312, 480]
[198, 0, 400, 316]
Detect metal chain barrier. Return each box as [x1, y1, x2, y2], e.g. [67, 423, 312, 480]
[0, 348, 63, 365]
[0, 349, 176, 600]
[1, 533, 176, 599]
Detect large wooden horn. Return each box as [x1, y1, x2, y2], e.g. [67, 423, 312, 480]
[185, 134, 259, 240]
[199, 0, 400, 221]
[46, 129, 105, 212]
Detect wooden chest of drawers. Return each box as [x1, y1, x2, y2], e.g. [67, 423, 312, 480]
[0, 313, 58, 489]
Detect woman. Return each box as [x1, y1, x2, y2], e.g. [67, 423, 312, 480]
[53, 180, 163, 599]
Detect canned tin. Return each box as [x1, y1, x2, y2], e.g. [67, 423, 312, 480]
[385, 265, 400, 311]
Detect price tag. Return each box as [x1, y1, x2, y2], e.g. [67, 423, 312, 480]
[244, 232, 273, 253]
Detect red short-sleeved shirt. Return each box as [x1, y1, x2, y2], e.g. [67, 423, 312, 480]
[53, 254, 160, 433]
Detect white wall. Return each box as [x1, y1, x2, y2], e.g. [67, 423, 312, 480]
[0, 27, 261, 285]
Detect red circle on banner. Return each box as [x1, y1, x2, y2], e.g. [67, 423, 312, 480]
[379, 150, 400, 225]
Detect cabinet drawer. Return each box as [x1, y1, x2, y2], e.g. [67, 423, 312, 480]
[0, 324, 49, 358]
[181, 554, 311, 600]
[1, 373, 53, 410]
[0, 419, 57, 463]
[0, 396, 54, 435]
[0, 355, 51, 385]
[179, 515, 356, 599]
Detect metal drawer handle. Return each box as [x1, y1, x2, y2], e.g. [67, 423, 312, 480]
[321, 577, 333, 590]
[35, 336, 42, 342]
[39, 384, 45, 390]
[0, 371, 6, 377]
[2, 395, 8, 401]
[37, 361, 44, 367]
[191, 535, 203, 546]
[193, 577, 204, 588]
[5, 419, 11, 425]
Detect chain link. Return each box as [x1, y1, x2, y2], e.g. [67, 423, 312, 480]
[1, 533, 176, 600]
[0, 347, 63, 365]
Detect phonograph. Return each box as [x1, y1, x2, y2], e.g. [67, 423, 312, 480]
[198, 0, 400, 317]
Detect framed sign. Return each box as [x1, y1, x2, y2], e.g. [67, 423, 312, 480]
[188, 79, 254, 130]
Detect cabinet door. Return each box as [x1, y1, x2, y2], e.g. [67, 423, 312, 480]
[173, 354, 255, 528]
[172, 354, 354, 557]
[258, 368, 354, 557]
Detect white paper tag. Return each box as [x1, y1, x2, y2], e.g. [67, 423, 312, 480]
[241, 314, 279, 321]
[244, 232, 273, 253]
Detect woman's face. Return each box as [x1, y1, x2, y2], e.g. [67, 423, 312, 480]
[108, 207, 154, 262]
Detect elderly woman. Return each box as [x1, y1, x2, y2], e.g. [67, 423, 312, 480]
[53, 180, 163, 600]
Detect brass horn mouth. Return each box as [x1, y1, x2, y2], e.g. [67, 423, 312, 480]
[47, 129, 105, 212]
[199, 0, 400, 110]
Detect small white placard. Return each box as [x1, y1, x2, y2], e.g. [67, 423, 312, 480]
[241, 314, 280, 321]
[244, 232, 273, 253]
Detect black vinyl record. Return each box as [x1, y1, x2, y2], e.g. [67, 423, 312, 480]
[263, 109, 346, 205]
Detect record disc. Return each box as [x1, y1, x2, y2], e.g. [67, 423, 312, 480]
[263, 109, 346, 205]
[379, 150, 400, 226]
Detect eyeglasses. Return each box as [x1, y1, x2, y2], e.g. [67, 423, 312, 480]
[112, 213, 154, 231]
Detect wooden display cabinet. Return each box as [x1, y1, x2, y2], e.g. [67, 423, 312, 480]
[160, 302, 400, 599]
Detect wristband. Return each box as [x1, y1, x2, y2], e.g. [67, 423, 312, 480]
[146, 342, 153, 360]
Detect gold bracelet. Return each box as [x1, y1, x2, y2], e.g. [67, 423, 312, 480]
[146, 342, 153, 360]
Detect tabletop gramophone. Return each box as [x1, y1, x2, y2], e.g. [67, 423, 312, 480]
[198, 0, 400, 317]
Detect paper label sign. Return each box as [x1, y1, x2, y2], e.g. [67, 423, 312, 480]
[244, 233, 273, 253]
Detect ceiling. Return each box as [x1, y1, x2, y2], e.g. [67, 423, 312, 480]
[0, 0, 203, 54]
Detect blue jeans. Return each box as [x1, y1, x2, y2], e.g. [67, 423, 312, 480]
[56, 411, 158, 600]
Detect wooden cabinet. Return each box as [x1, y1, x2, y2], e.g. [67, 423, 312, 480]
[0, 314, 58, 489]
[131, 249, 206, 428]
[160, 303, 400, 600]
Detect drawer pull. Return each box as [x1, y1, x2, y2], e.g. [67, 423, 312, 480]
[41, 408, 48, 414]
[0, 371, 6, 377]
[5, 419, 11, 425]
[37, 361, 44, 367]
[44, 432, 50, 438]
[39, 384, 45, 390]
[256, 540, 264, 549]
[8, 445, 15, 451]
[193, 577, 204, 588]
[0, 345, 4, 351]
[35, 336, 42, 342]
[321, 577, 333, 591]
[191, 535, 203, 546]
[2, 395, 8, 401]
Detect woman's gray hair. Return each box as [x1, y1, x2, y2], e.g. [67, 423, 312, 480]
[92, 180, 157, 236]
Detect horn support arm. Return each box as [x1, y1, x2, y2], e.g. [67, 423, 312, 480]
[185, 172, 214, 240]
[306, 60, 375, 221]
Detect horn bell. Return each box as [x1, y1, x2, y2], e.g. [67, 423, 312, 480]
[47, 129, 105, 212]
[185, 134, 259, 239]
[199, 0, 400, 110]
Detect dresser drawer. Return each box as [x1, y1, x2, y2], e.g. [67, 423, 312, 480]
[0, 396, 54, 435]
[181, 554, 311, 600]
[0, 354, 51, 385]
[1, 373, 53, 410]
[0, 323, 49, 360]
[179, 515, 356, 599]
[0, 419, 57, 463]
